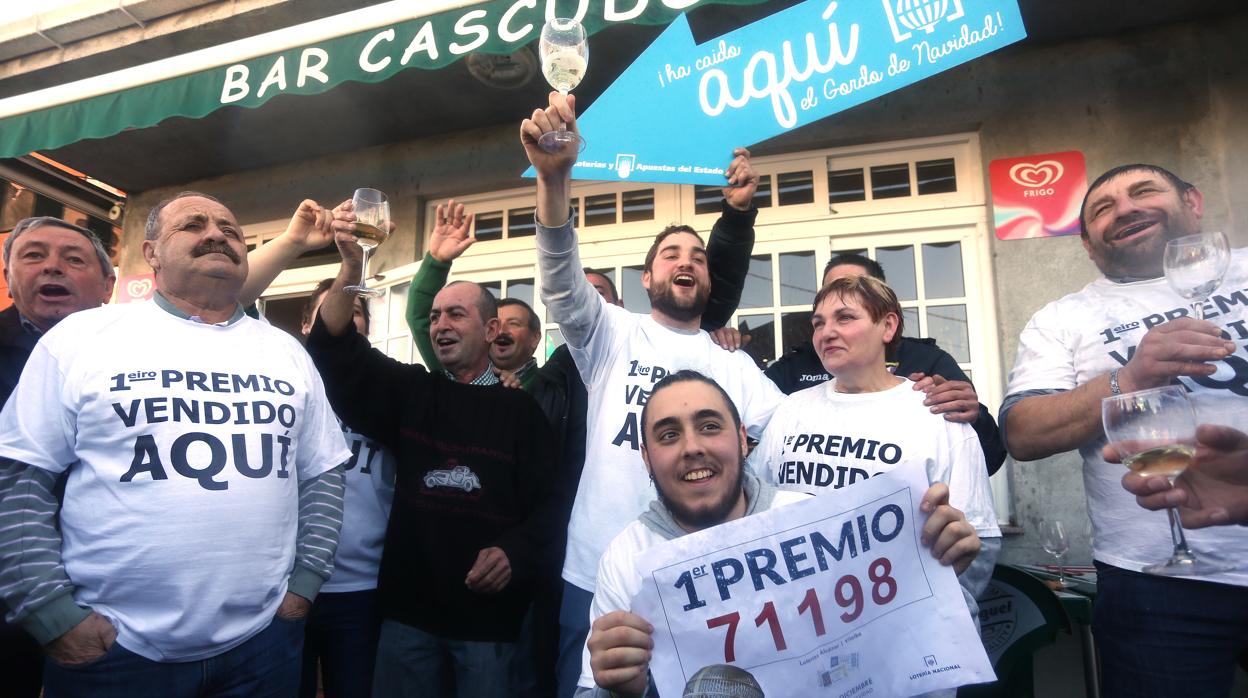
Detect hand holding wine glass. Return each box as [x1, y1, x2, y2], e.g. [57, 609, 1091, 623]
[343, 188, 391, 298]
[1101, 386, 1225, 575]
[537, 17, 588, 152]
[1038, 519, 1070, 588]
[1164, 231, 1230, 320]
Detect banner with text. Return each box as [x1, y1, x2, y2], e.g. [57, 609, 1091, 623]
[632, 462, 994, 697]
[539, 0, 1027, 185]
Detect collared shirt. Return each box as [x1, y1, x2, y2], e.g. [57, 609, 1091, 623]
[443, 364, 500, 386]
[153, 291, 247, 326]
[17, 313, 43, 337]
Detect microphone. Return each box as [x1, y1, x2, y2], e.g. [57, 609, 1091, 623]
[682, 664, 765, 697]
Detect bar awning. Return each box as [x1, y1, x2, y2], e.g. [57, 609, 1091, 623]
[0, 0, 767, 161]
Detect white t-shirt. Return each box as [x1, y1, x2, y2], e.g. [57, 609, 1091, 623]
[1005, 247, 1248, 585]
[577, 491, 811, 690]
[748, 379, 1001, 538]
[321, 424, 395, 593]
[0, 302, 350, 661]
[564, 308, 785, 590]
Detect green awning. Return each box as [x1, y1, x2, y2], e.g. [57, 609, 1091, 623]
[0, 0, 767, 161]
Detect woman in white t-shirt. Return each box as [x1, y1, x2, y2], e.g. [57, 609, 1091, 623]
[749, 275, 1000, 616]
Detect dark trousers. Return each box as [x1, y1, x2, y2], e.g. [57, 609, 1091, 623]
[555, 581, 594, 698]
[0, 615, 42, 698]
[300, 589, 381, 698]
[1093, 561, 1248, 698]
[43, 614, 304, 698]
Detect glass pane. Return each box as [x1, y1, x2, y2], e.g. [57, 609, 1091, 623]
[366, 292, 386, 341]
[386, 338, 411, 363]
[781, 311, 813, 356]
[926, 304, 970, 363]
[481, 281, 501, 299]
[753, 174, 773, 209]
[739, 254, 774, 309]
[777, 171, 814, 206]
[963, 369, 972, 383]
[474, 211, 503, 241]
[779, 251, 817, 306]
[622, 265, 651, 314]
[584, 193, 616, 226]
[387, 282, 409, 336]
[916, 158, 957, 195]
[828, 168, 866, 204]
[901, 307, 921, 339]
[545, 328, 565, 360]
[876, 246, 917, 301]
[507, 206, 536, 238]
[922, 242, 965, 299]
[694, 185, 721, 215]
[570, 198, 580, 226]
[506, 278, 535, 306]
[737, 313, 775, 369]
[870, 163, 911, 199]
[621, 189, 655, 222]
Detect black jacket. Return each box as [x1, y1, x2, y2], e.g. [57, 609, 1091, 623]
[0, 306, 39, 408]
[764, 337, 1008, 475]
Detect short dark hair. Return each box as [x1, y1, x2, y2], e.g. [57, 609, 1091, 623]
[583, 267, 619, 304]
[643, 225, 704, 273]
[145, 191, 225, 240]
[823, 252, 885, 282]
[444, 280, 498, 321]
[3, 216, 113, 279]
[303, 278, 371, 332]
[1080, 164, 1193, 236]
[497, 297, 540, 334]
[640, 370, 742, 447]
[813, 275, 904, 355]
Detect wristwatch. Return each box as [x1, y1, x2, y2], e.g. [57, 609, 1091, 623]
[1109, 368, 1122, 395]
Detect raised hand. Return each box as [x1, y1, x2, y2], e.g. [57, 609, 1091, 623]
[284, 199, 351, 252]
[521, 91, 580, 180]
[723, 147, 760, 211]
[429, 200, 475, 263]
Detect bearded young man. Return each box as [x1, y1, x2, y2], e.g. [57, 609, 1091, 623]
[1000, 164, 1248, 697]
[521, 92, 786, 698]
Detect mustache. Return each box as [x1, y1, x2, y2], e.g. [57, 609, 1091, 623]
[192, 241, 241, 263]
[493, 333, 515, 346]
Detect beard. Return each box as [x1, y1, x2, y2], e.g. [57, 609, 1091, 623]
[648, 278, 710, 324]
[655, 456, 746, 532]
[1090, 210, 1197, 278]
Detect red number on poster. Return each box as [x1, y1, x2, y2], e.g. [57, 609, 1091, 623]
[706, 611, 741, 663]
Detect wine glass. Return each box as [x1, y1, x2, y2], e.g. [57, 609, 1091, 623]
[1164, 232, 1231, 320]
[1038, 519, 1069, 588]
[537, 17, 588, 153]
[343, 188, 391, 298]
[1101, 386, 1223, 575]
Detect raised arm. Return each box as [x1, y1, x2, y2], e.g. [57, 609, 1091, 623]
[405, 200, 476, 369]
[240, 199, 347, 306]
[702, 148, 760, 331]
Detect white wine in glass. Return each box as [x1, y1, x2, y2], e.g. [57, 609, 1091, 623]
[538, 17, 588, 153]
[1101, 386, 1226, 575]
[344, 188, 391, 298]
[1164, 231, 1230, 320]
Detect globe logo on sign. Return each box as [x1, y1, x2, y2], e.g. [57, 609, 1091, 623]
[882, 0, 965, 42]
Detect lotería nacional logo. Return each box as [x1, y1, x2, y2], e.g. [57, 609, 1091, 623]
[882, 0, 966, 43]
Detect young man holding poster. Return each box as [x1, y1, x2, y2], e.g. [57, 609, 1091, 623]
[575, 370, 982, 697]
[521, 92, 787, 698]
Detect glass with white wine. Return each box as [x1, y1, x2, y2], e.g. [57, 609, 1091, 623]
[1101, 385, 1222, 575]
[343, 188, 391, 298]
[537, 17, 588, 152]
[1164, 231, 1230, 320]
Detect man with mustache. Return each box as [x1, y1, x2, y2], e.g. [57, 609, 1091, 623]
[0, 192, 350, 697]
[522, 92, 786, 698]
[1000, 165, 1248, 697]
[0, 216, 116, 697]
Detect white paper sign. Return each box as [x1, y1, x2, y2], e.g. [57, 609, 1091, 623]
[631, 462, 995, 697]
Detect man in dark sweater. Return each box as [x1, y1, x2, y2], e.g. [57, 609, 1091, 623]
[307, 226, 555, 698]
[0, 216, 116, 698]
[764, 253, 1007, 475]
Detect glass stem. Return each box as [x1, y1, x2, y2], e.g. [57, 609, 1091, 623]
[557, 88, 569, 136]
[1164, 475, 1197, 562]
[1190, 300, 1204, 321]
[1057, 553, 1065, 587]
[358, 246, 373, 289]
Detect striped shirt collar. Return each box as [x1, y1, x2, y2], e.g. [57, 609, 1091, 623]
[443, 364, 500, 386]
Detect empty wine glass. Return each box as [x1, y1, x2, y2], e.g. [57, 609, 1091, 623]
[343, 188, 391, 298]
[1164, 232, 1231, 320]
[1038, 519, 1069, 588]
[537, 17, 588, 153]
[1102, 386, 1224, 575]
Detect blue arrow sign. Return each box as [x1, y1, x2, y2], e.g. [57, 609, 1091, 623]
[525, 0, 1026, 185]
